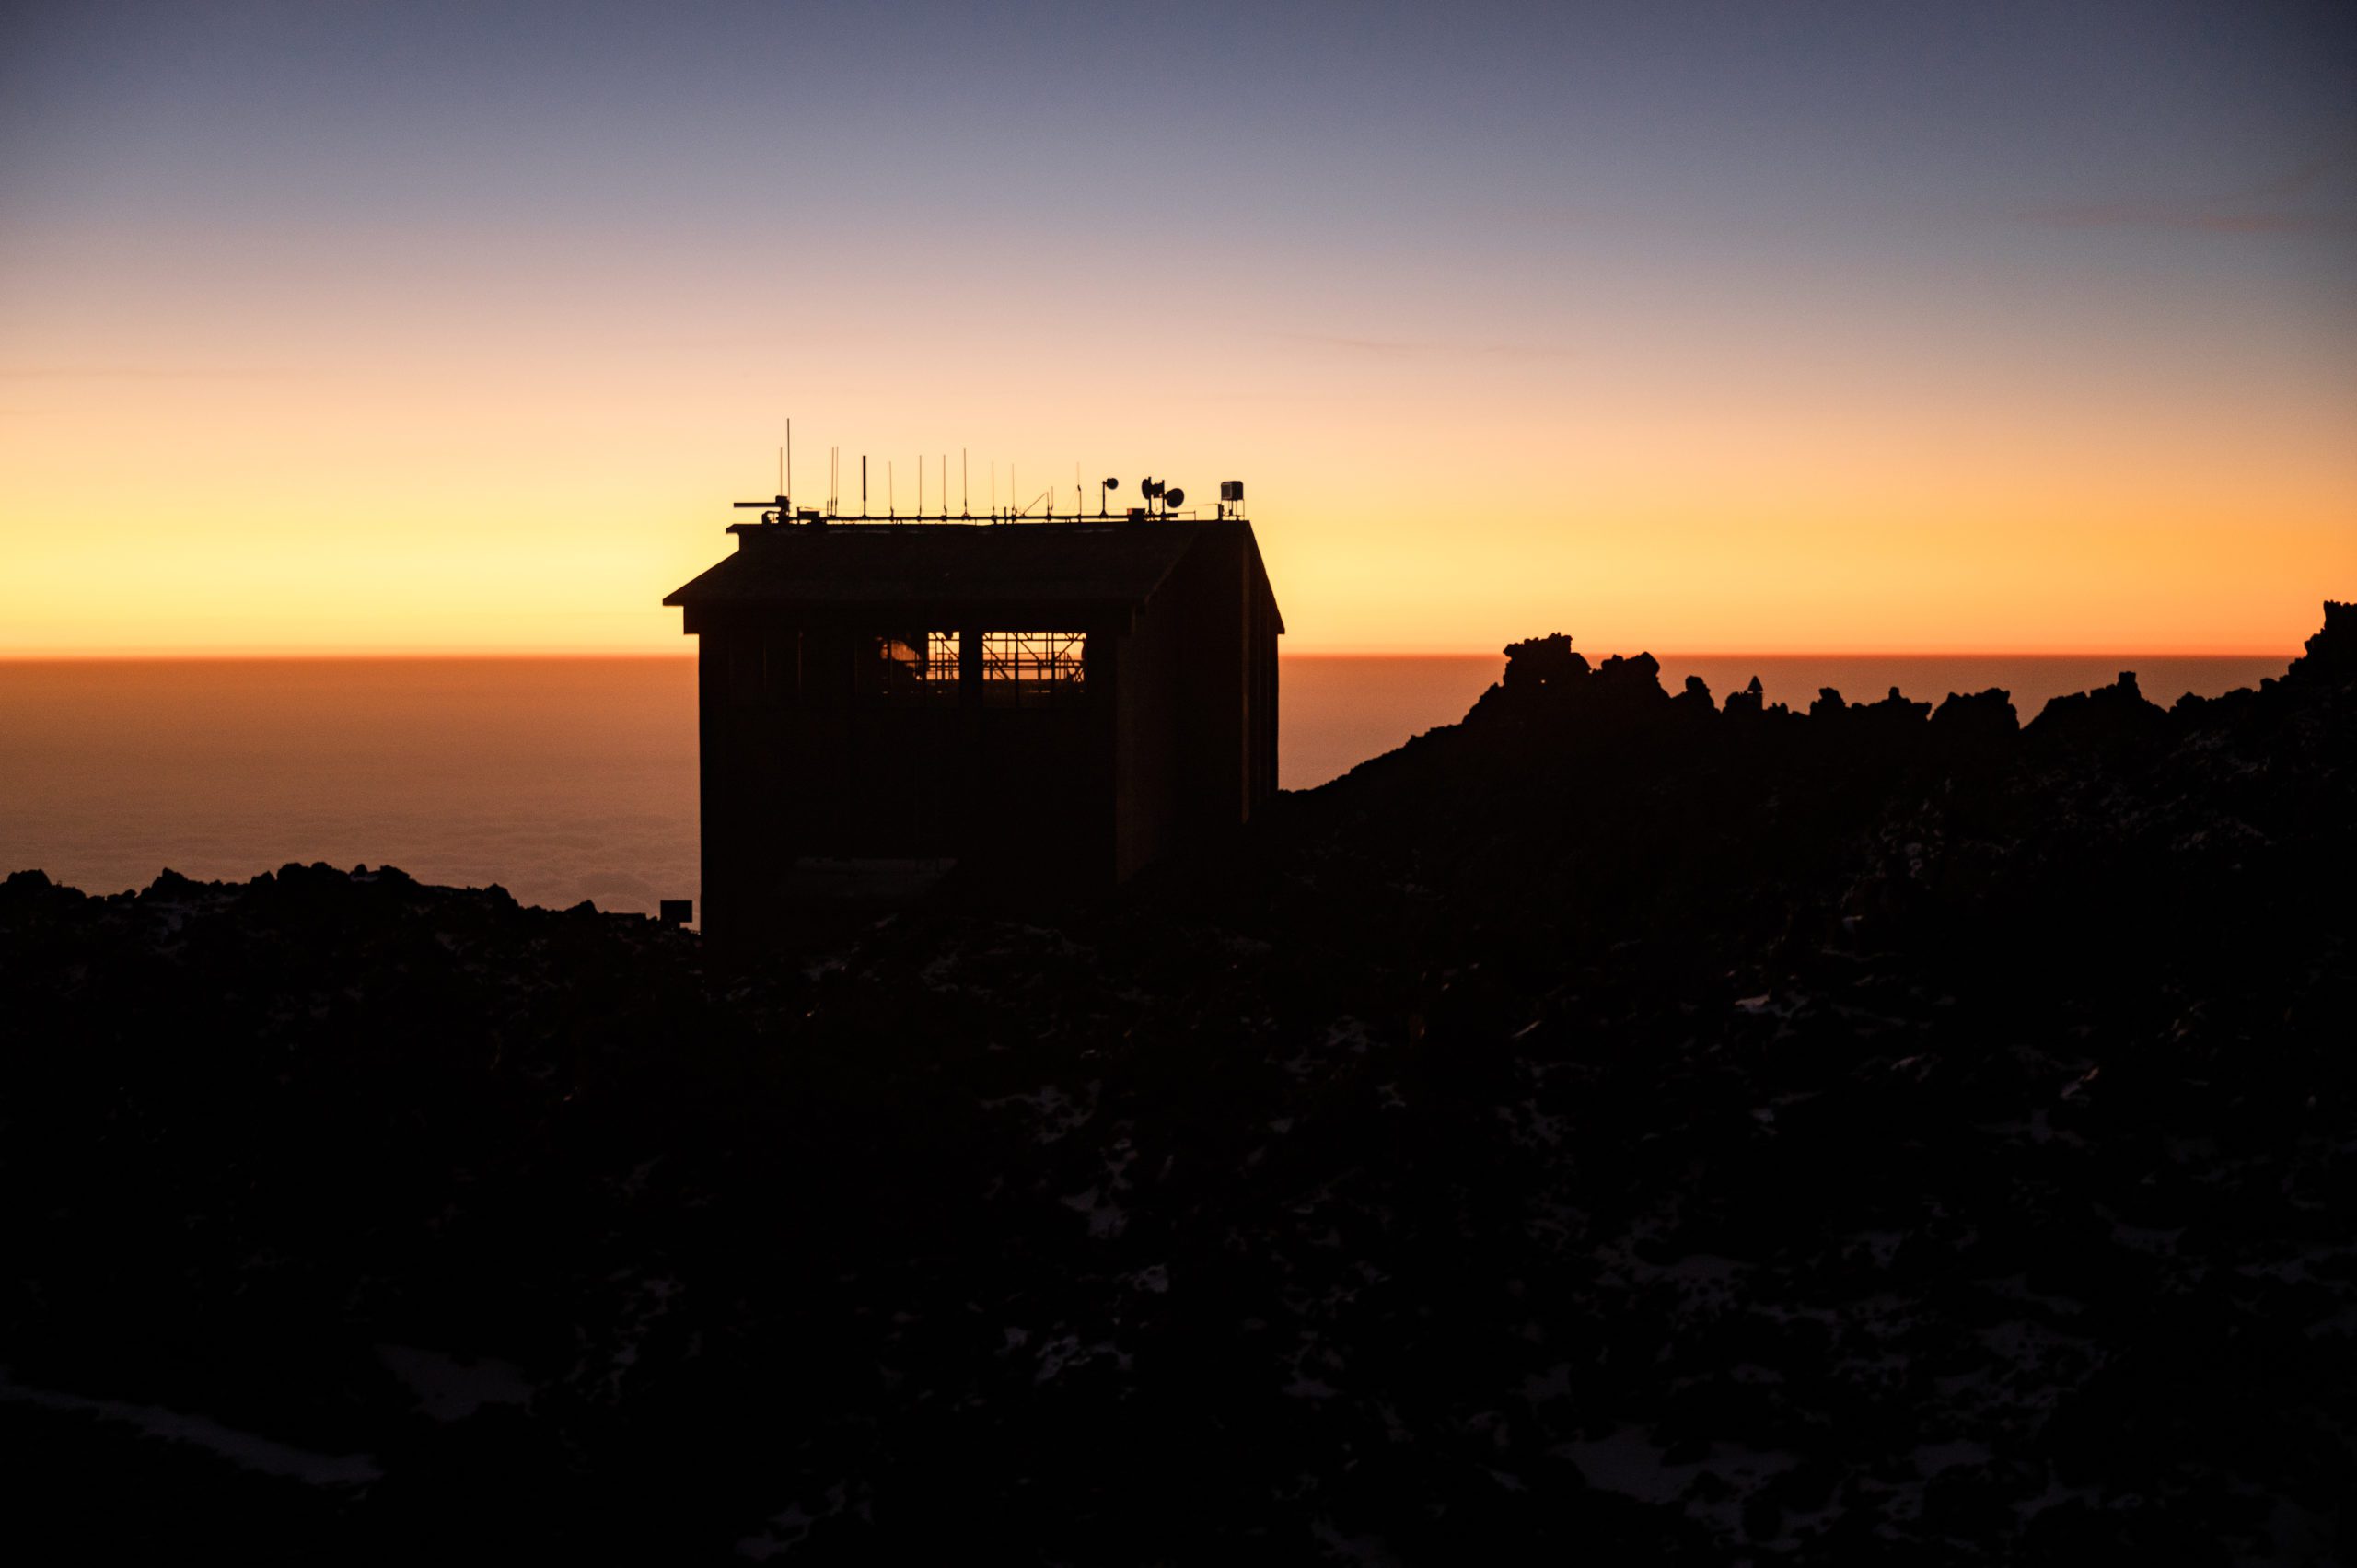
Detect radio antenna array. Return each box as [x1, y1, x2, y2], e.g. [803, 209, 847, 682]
[726, 429, 1244, 527]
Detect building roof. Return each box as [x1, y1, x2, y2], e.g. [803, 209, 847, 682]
[664, 519, 1281, 629]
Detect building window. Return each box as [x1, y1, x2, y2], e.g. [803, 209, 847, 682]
[980, 631, 1086, 705]
[874, 631, 960, 698]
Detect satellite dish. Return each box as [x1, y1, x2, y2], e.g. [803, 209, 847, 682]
[1102, 477, 1119, 491]
[1143, 478, 1163, 499]
[1163, 487, 1185, 507]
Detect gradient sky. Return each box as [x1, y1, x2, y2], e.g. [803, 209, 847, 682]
[3, 0, 2351, 654]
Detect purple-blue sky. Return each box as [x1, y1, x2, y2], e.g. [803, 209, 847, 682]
[4, 1, 2352, 653]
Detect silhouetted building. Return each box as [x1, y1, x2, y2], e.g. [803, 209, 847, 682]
[666, 508, 1282, 942]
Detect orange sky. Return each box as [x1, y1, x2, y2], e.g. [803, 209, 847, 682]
[5, 319, 2346, 656]
[4, 5, 2351, 656]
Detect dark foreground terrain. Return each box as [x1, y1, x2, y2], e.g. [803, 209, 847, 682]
[5, 606, 2353, 1563]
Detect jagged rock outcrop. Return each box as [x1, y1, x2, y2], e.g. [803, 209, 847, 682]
[2026, 669, 2170, 749]
[2286, 598, 2355, 685]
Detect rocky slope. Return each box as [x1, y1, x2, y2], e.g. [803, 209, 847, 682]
[3, 604, 2351, 1562]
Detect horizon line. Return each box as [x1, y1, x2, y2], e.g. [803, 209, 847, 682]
[0, 645, 2303, 663]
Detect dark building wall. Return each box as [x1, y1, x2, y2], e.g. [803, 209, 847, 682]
[1110, 522, 1281, 877]
[1250, 575, 1279, 811]
[697, 620, 801, 946]
[681, 522, 1278, 943]
[696, 610, 1120, 938]
[1109, 591, 1183, 880]
[1175, 532, 1248, 840]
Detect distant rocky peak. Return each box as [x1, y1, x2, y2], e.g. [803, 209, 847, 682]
[2287, 599, 2355, 686]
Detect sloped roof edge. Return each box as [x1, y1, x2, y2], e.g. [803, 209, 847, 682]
[666, 520, 1281, 631]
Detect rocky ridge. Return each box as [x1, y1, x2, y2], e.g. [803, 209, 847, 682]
[2, 603, 2351, 1562]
